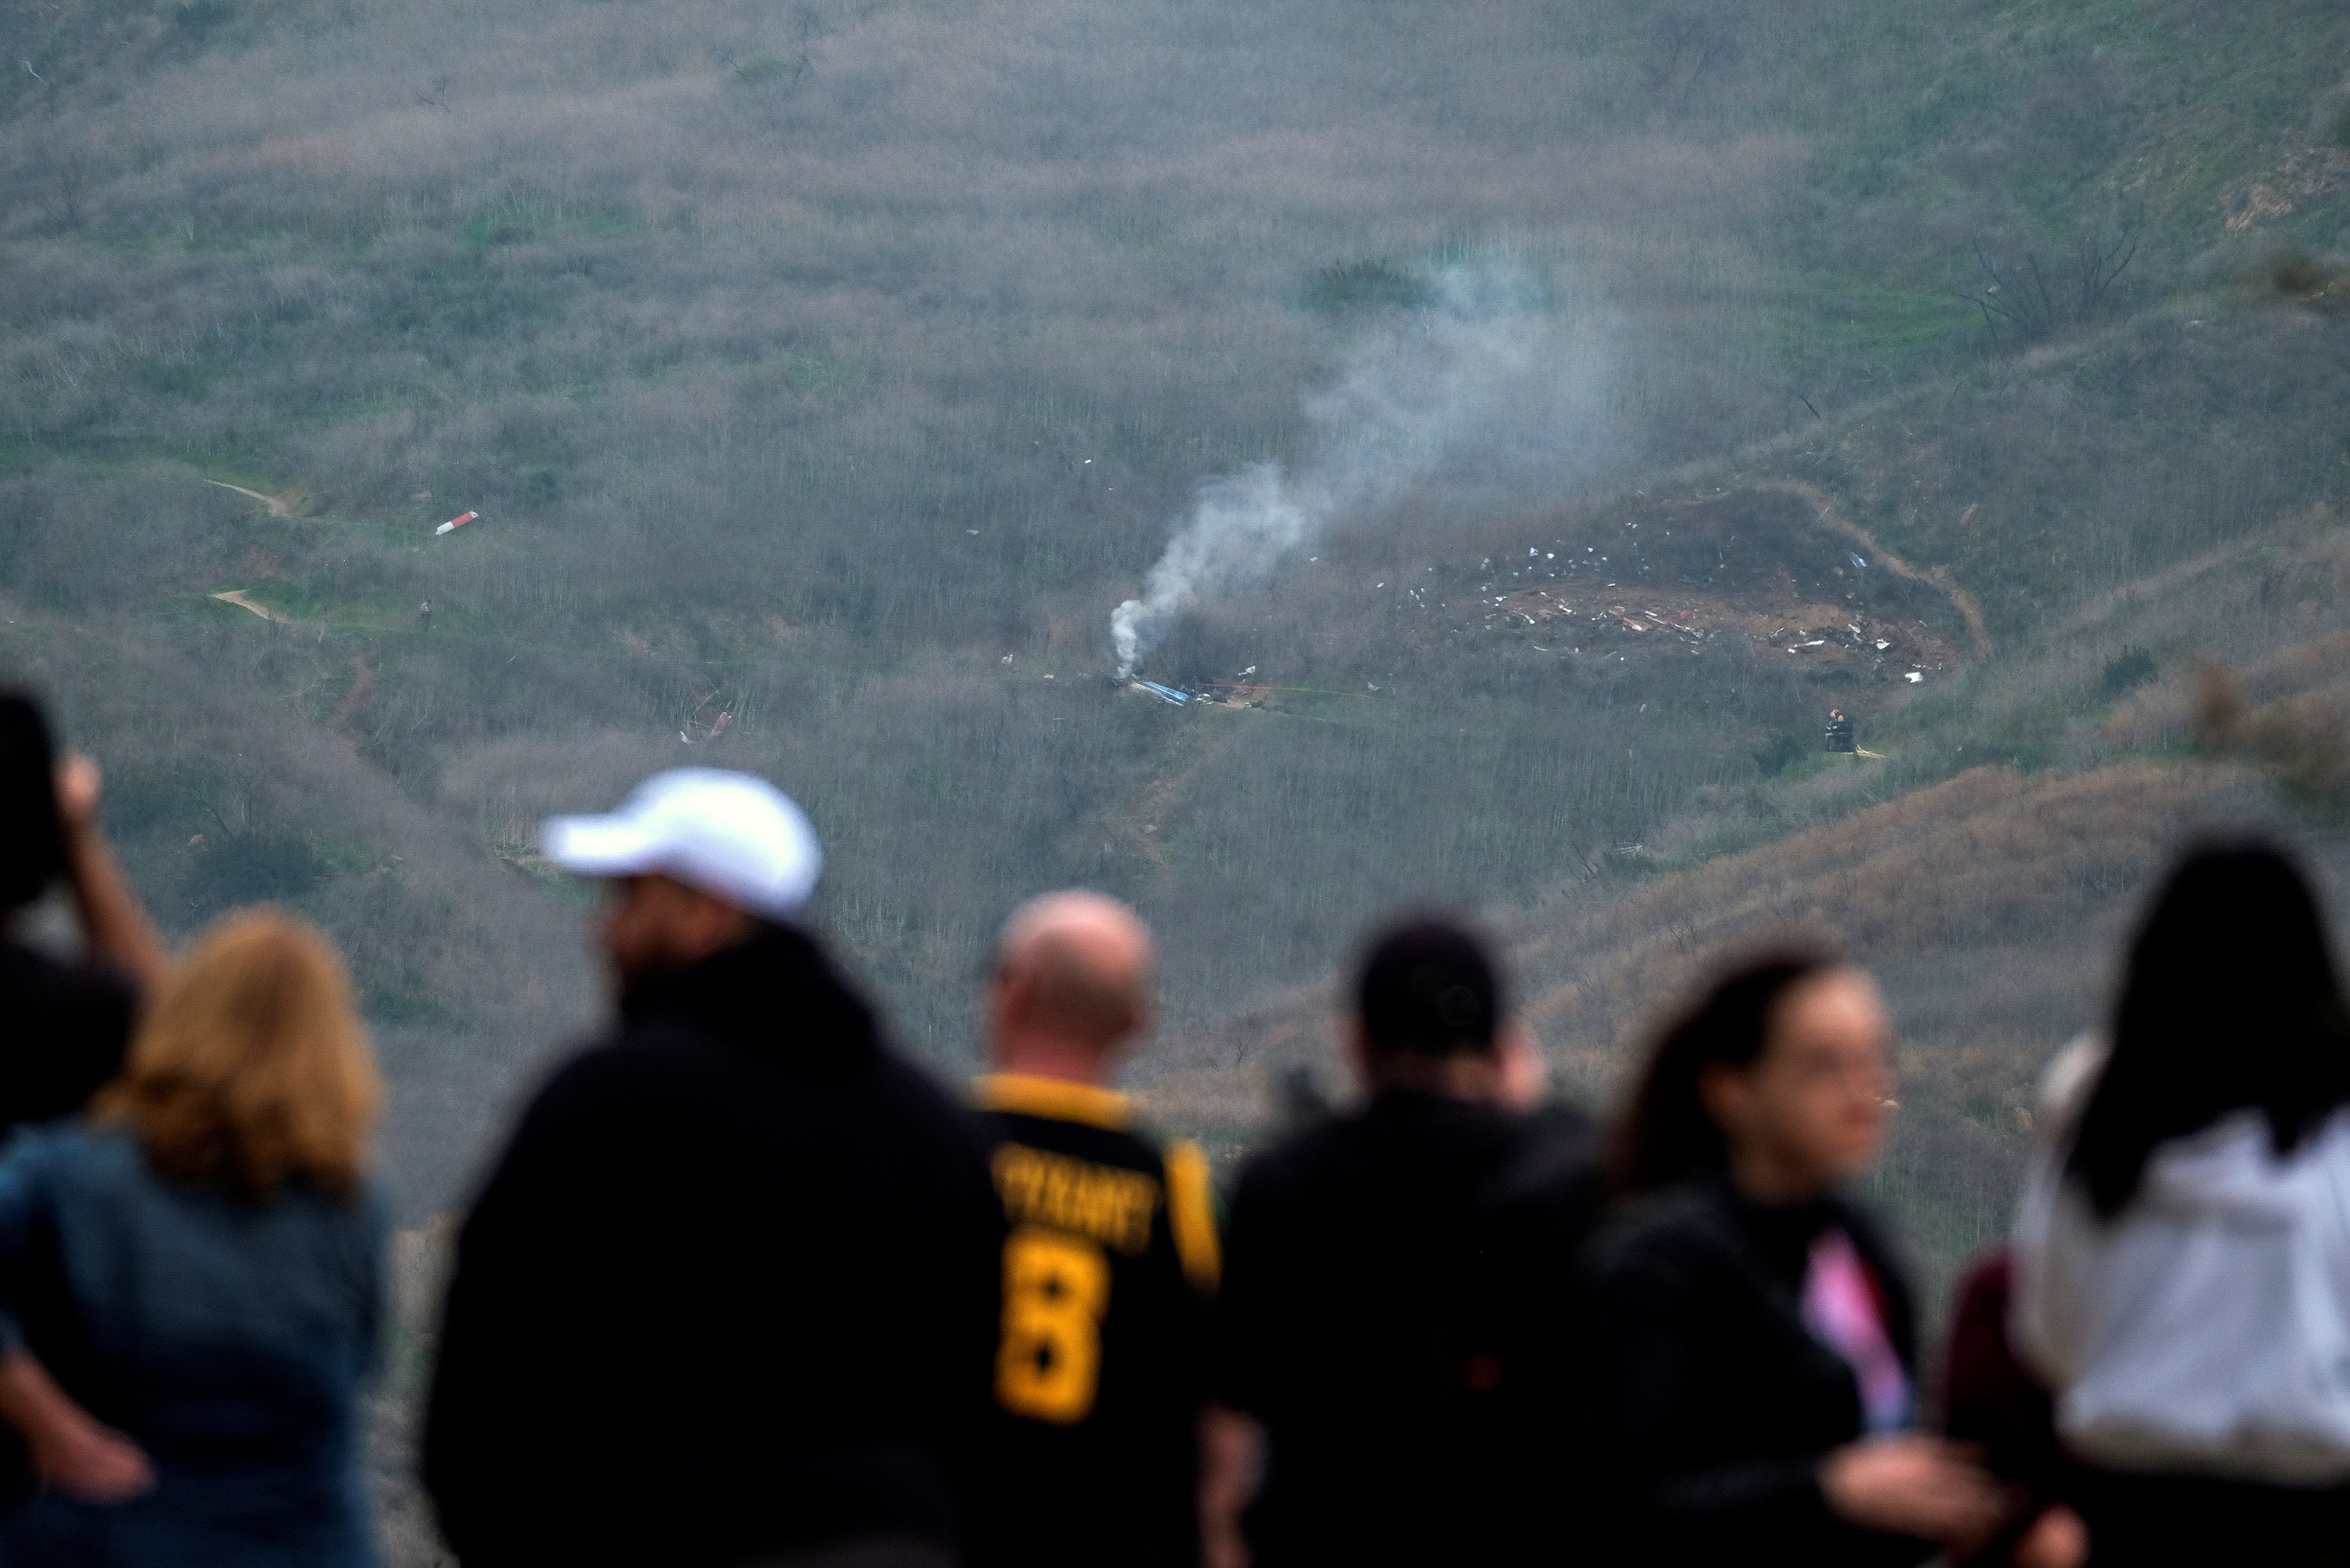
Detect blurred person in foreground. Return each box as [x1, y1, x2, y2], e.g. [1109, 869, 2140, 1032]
[967, 892, 1218, 1568]
[0, 912, 387, 1566]
[1585, 955, 2004, 1567]
[1202, 916, 1603, 1568]
[424, 768, 1003, 1568]
[1936, 1251, 2086, 1568]
[0, 692, 169, 1131]
[1932, 1039, 2104, 1568]
[2011, 843, 2350, 1564]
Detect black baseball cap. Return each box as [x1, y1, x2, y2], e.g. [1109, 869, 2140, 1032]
[1355, 916, 1502, 1057]
[0, 692, 66, 912]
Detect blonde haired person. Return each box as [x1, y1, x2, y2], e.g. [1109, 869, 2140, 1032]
[0, 912, 387, 1567]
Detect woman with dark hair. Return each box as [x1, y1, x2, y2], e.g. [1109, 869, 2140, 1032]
[2012, 843, 2350, 1563]
[1585, 954, 2004, 1566]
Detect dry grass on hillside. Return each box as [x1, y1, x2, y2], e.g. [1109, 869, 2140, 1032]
[1512, 761, 2248, 1086]
[1173, 761, 2254, 1089]
[1156, 755, 2275, 1292]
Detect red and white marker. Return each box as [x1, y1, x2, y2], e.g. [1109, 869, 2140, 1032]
[434, 510, 479, 537]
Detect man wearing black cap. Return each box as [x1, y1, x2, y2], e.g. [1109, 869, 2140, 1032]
[1204, 917, 1603, 1568]
[0, 692, 168, 1133]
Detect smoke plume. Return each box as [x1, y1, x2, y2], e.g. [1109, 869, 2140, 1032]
[1111, 262, 1608, 677]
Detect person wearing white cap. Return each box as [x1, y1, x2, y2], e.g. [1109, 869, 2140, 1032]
[424, 769, 1005, 1568]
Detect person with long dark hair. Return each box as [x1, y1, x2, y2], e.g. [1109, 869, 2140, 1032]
[1585, 954, 2003, 1566]
[2012, 843, 2350, 1563]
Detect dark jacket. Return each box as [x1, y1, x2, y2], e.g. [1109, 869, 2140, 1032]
[0, 1125, 384, 1568]
[0, 938, 135, 1134]
[1214, 1089, 1603, 1568]
[1583, 1172, 1929, 1568]
[1939, 1249, 2080, 1568]
[423, 924, 1004, 1568]
[0, 934, 141, 1512]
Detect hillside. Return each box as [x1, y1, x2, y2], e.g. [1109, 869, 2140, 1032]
[1155, 487, 2350, 1313]
[0, 0, 2346, 1237]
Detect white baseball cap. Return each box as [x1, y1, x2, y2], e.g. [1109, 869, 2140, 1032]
[540, 768, 822, 920]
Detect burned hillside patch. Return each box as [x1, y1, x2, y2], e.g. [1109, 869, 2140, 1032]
[1442, 484, 1977, 690]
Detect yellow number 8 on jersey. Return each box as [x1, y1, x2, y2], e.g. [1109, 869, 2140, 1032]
[996, 1225, 1111, 1424]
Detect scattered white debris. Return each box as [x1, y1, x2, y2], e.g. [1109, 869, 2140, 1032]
[1874, 639, 1890, 650]
[1905, 670, 1924, 683]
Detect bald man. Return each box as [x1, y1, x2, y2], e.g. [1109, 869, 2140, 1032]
[966, 893, 1218, 1568]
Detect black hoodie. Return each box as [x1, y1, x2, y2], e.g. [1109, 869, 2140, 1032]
[1213, 1089, 1603, 1568]
[423, 923, 1003, 1567]
[1582, 1172, 1929, 1568]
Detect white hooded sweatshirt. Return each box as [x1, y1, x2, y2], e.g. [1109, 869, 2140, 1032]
[2012, 1107, 2350, 1483]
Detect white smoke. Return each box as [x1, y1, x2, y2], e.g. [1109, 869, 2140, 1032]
[1111, 261, 1608, 678]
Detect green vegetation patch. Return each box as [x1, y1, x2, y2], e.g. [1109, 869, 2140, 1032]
[2099, 645, 2157, 699]
[186, 830, 328, 914]
[1303, 259, 1435, 316]
[1784, 283, 1982, 362]
[461, 199, 636, 257]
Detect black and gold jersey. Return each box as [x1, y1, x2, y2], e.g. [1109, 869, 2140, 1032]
[971, 1072, 1218, 1568]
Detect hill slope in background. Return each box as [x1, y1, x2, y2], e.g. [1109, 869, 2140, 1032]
[6, 2, 2350, 1560]
[0, 0, 2346, 1244]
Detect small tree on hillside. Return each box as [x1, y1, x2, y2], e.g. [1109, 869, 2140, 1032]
[1956, 219, 2141, 347]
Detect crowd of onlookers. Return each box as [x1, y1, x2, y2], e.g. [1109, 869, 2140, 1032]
[5, 685, 2350, 1567]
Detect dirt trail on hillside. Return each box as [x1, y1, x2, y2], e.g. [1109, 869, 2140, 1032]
[204, 479, 304, 518]
[330, 649, 374, 732]
[1754, 481, 1992, 657]
[210, 589, 290, 623]
[1127, 716, 1257, 868]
